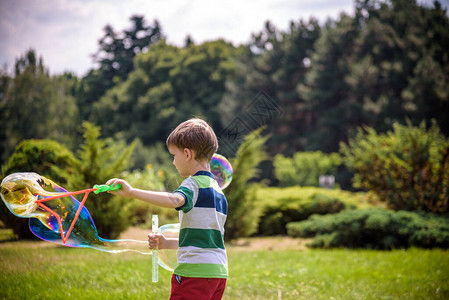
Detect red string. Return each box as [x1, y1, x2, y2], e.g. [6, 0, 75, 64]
[35, 188, 96, 244]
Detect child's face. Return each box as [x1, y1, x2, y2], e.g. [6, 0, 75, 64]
[167, 144, 191, 178]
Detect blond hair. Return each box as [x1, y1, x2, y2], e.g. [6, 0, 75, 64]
[166, 118, 218, 161]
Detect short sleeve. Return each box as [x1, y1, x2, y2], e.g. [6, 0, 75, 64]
[173, 177, 198, 213]
[173, 186, 193, 213]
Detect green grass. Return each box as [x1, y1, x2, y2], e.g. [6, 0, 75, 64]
[1, 239, 448, 300]
[227, 248, 448, 299]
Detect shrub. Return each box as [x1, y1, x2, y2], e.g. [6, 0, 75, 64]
[1, 139, 76, 182]
[0, 139, 76, 239]
[340, 120, 449, 213]
[224, 128, 269, 240]
[286, 208, 449, 249]
[256, 186, 364, 235]
[274, 151, 341, 187]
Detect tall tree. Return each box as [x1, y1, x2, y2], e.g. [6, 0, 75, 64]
[300, 0, 449, 152]
[298, 14, 360, 152]
[352, 0, 449, 133]
[94, 16, 163, 82]
[58, 122, 137, 238]
[221, 18, 321, 155]
[76, 16, 163, 121]
[91, 39, 241, 145]
[0, 50, 79, 161]
[224, 128, 268, 239]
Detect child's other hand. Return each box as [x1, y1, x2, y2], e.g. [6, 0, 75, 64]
[105, 178, 133, 197]
[148, 233, 167, 250]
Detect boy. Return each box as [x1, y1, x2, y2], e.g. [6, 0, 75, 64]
[106, 118, 228, 300]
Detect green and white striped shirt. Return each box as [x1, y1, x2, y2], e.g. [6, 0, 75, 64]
[173, 171, 228, 278]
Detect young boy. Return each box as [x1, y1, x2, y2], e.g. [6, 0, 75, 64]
[106, 118, 228, 300]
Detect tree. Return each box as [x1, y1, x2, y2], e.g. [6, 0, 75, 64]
[340, 120, 449, 213]
[77, 16, 163, 120]
[0, 50, 79, 162]
[224, 128, 269, 240]
[91, 39, 241, 145]
[58, 122, 137, 238]
[298, 13, 360, 152]
[0, 67, 11, 160]
[93, 16, 163, 82]
[296, 0, 449, 153]
[220, 19, 321, 155]
[346, 0, 449, 134]
[400, 0, 449, 134]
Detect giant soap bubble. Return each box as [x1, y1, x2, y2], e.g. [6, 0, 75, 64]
[0, 172, 175, 270]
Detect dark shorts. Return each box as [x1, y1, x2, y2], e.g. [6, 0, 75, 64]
[170, 274, 227, 300]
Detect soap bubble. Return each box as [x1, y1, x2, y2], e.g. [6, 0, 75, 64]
[157, 223, 180, 271]
[1, 173, 148, 254]
[210, 153, 233, 189]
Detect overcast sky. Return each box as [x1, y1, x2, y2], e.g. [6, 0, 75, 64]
[1, 0, 447, 77]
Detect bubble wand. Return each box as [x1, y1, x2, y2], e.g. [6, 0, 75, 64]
[152, 214, 159, 283]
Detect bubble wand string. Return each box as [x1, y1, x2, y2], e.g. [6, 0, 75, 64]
[34, 184, 121, 244]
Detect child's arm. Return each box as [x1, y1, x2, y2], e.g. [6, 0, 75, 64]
[106, 178, 185, 209]
[148, 234, 178, 250]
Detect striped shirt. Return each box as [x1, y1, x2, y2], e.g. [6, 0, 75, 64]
[173, 171, 228, 278]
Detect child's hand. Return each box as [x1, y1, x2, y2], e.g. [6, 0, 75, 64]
[148, 233, 166, 250]
[149, 234, 179, 250]
[105, 178, 133, 197]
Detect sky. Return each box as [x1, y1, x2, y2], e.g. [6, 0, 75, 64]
[1, 0, 447, 77]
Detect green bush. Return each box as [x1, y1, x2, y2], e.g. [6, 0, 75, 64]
[286, 208, 449, 249]
[1, 139, 76, 239]
[1, 139, 77, 182]
[340, 120, 449, 213]
[273, 151, 341, 187]
[255, 186, 371, 235]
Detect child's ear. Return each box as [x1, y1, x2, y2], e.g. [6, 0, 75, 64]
[183, 148, 194, 161]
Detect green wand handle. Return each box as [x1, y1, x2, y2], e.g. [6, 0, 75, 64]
[93, 184, 122, 194]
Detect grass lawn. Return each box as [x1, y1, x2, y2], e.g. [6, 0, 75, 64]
[0, 231, 448, 300]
